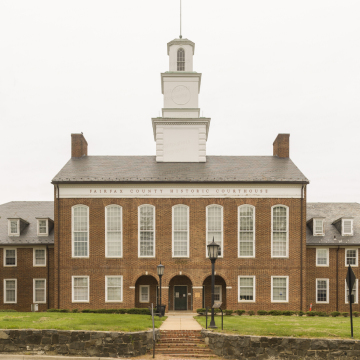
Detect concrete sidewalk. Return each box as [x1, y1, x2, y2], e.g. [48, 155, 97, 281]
[160, 314, 202, 330]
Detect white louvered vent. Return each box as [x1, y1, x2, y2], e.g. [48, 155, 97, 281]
[343, 220, 353, 236]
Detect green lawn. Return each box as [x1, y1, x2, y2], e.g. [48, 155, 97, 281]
[196, 315, 360, 340]
[0, 312, 165, 332]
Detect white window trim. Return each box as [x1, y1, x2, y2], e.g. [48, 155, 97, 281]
[33, 278, 46, 304]
[238, 276, 256, 303]
[105, 275, 123, 303]
[342, 219, 354, 236]
[214, 285, 222, 302]
[71, 204, 90, 258]
[8, 219, 20, 236]
[138, 204, 156, 258]
[37, 219, 49, 236]
[271, 205, 289, 258]
[4, 279, 17, 304]
[345, 248, 358, 267]
[3, 248, 17, 267]
[206, 205, 224, 258]
[72, 276, 90, 303]
[345, 279, 358, 304]
[316, 278, 329, 304]
[238, 205, 256, 258]
[33, 247, 46, 267]
[139, 285, 150, 303]
[316, 247, 329, 267]
[313, 218, 325, 236]
[271, 276, 289, 303]
[172, 204, 190, 258]
[105, 205, 123, 258]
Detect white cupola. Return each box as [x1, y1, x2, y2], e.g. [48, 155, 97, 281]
[152, 38, 211, 163]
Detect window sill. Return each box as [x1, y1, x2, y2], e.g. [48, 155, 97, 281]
[4, 265, 17, 268]
[72, 301, 90, 303]
[105, 300, 123, 303]
[316, 265, 329, 267]
[271, 300, 288, 303]
[238, 300, 255, 303]
[33, 264, 46, 267]
[316, 301, 329, 304]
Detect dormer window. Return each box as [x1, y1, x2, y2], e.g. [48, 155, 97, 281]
[37, 219, 48, 236]
[177, 48, 185, 71]
[314, 219, 324, 236]
[8, 220, 19, 236]
[342, 219, 354, 236]
[332, 217, 354, 236]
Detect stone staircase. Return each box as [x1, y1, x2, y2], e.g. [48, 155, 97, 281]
[155, 330, 217, 358]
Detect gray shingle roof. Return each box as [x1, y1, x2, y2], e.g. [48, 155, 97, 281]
[0, 202, 54, 245]
[52, 156, 309, 184]
[306, 203, 360, 245]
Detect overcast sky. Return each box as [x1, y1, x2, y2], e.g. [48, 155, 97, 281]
[0, 0, 359, 204]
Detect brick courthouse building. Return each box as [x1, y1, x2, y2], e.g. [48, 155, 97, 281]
[0, 37, 359, 313]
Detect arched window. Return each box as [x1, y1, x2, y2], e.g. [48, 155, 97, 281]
[105, 205, 122, 258]
[72, 205, 89, 257]
[177, 48, 185, 71]
[271, 205, 289, 258]
[206, 205, 223, 257]
[238, 205, 255, 258]
[172, 205, 189, 257]
[138, 205, 155, 257]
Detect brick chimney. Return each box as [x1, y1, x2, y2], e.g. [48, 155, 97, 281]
[273, 134, 290, 158]
[71, 133, 88, 158]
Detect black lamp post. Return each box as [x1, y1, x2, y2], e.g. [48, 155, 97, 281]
[207, 237, 219, 328]
[157, 262, 165, 317]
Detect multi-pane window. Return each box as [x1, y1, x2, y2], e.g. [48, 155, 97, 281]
[272, 206, 288, 257]
[106, 276, 123, 302]
[72, 205, 89, 257]
[316, 248, 329, 266]
[272, 276, 288, 302]
[139, 205, 155, 257]
[177, 48, 185, 71]
[38, 219, 48, 235]
[316, 279, 329, 303]
[207, 205, 223, 257]
[214, 285, 222, 302]
[314, 219, 324, 235]
[346, 249, 358, 266]
[9, 220, 19, 236]
[4, 279, 16, 303]
[4, 249, 16, 266]
[72, 276, 89, 302]
[33, 279, 46, 303]
[106, 205, 122, 258]
[238, 276, 255, 302]
[139, 285, 149, 303]
[346, 279, 358, 304]
[238, 205, 255, 257]
[173, 205, 189, 257]
[34, 249, 46, 266]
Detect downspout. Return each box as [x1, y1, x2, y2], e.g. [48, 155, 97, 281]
[47, 245, 49, 310]
[300, 185, 304, 311]
[336, 244, 340, 311]
[57, 184, 60, 309]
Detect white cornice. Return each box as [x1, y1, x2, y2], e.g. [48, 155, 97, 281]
[167, 38, 195, 55]
[152, 118, 211, 141]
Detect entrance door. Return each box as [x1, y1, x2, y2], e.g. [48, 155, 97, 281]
[174, 286, 187, 310]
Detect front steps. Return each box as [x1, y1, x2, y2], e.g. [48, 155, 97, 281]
[155, 330, 217, 358]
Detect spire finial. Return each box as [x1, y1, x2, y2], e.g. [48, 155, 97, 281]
[179, 0, 182, 39]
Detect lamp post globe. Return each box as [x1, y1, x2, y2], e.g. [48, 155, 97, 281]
[157, 262, 165, 317]
[207, 238, 219, 328]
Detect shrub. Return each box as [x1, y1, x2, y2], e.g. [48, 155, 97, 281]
[224, 310, 233, 316]
[0, 309, 16, 312]
[72, 309, 79, 313]
[306, 311, 316, 317]
[342, 312, 349, 317]
[331, 311, 340, 317]
[282, 310, 294, 316]
[268, 310, 283, 316]
[298, 311, 305, 316]
[248, 310, 255, 316]
[236, 310, 245, 316]
[47, 309, 69, 313]
[197, 308, 206, 314]
[354, 311, 360, 317]
[127, 308, 151, 315]
[318, 312, 328, 317]
[257, 310, 268, 316]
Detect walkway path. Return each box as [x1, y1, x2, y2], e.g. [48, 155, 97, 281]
[160, 312, 202, 330]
